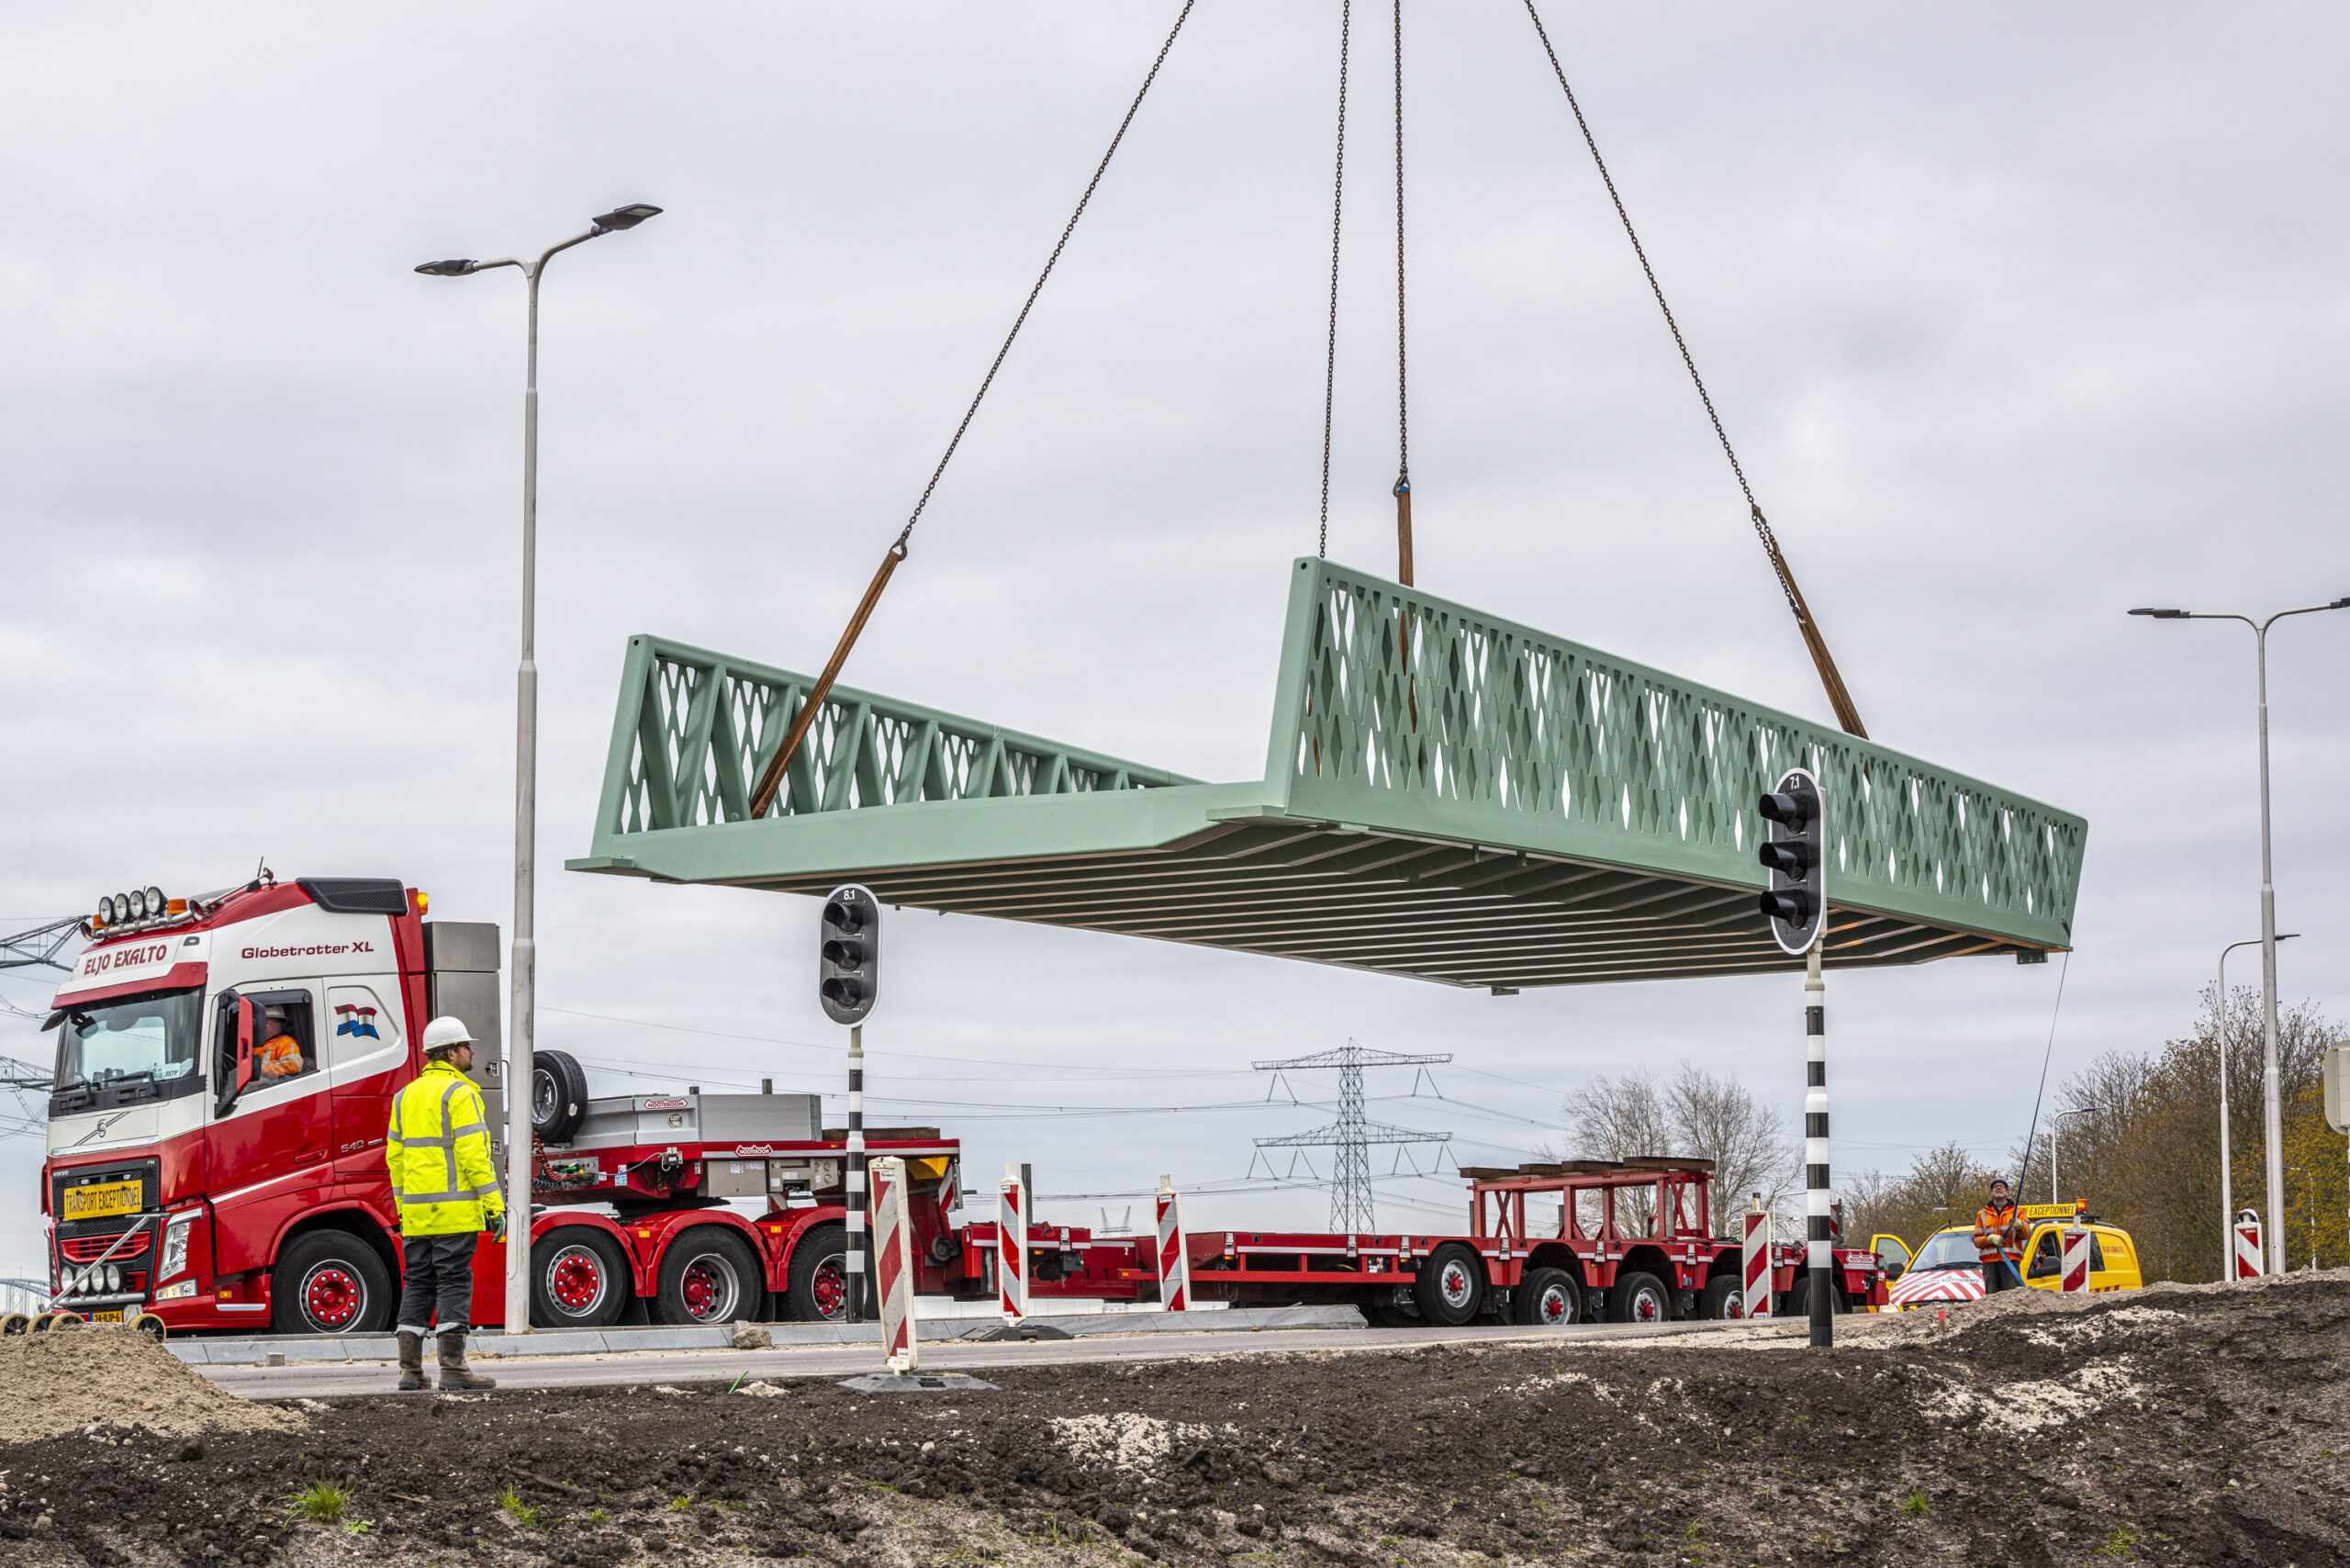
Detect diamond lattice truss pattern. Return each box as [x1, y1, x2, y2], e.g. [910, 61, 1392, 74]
[570, 561, 2086, 988]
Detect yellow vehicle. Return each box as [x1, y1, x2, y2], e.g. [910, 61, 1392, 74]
[2015, 1203, 2143, 1294]
[1874, 1202, 2142, 1308]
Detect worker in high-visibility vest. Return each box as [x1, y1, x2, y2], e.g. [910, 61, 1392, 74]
[386, 1016, 505, 1391]
[256, 1006, 304, 1079]
[1972, 1177, 2025, 1294]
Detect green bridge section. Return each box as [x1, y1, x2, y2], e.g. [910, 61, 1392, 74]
[569, 559, 2086, 989]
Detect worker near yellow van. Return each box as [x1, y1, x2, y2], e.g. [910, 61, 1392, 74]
[1972, 1177, 2026, 1294]
[386, 1016, 505, 1392]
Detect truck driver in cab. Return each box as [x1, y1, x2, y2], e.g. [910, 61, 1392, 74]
[257, 1005, 304, 1079]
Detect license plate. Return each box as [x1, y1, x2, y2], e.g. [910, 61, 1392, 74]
[90, 1310, 124, 1324]
[62, 1181, 142, 1221]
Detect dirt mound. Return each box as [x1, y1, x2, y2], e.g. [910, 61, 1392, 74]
[0, 1325, 297, 1445]
[5, 1277, 2345, 1564]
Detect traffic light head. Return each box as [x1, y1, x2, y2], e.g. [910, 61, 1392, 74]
[1757, 767, 1825, 956]
[818, 885, 881, 1025]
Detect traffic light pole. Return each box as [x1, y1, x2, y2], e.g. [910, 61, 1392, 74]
[846, 1023, 867, 1324]
[1804, 930, 1831, 1349]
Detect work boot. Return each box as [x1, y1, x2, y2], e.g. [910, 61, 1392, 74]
[435, 1327, 497, 1391]
[396, 1330, 427, 1392]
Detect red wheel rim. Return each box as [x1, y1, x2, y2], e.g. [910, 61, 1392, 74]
[546, 1245, 607, 1316]
[680, 1255, 739, 1322]
[1439, 1260, 1473, 1311]
[811, 1255, 845, 1321]
[303, 1264, 363, 1330]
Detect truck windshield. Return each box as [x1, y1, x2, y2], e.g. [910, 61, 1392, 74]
[1910, 1229, 1983, 1271]
[53, 988, 202, 1092]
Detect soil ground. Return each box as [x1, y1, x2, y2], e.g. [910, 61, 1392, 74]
[3, 1272, 2345, 1568]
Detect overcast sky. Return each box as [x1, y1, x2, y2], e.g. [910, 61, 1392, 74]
[3, 4, 2344, 1272]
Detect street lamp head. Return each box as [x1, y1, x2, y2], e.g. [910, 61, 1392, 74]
[414, 259, 478, 277]
[2127, 607, 2189, 619]
[590, 203, 663, 233]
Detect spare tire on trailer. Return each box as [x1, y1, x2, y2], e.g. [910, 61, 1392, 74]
[1413, 1242, 1486, 1327]
[532, 1226, 630, 1328]
[783, 1224, 847, 1322]
[1514, 1267, 1581, 1327]
[655, 1226, 763, 1327]
[531, 1049, 591, 1143]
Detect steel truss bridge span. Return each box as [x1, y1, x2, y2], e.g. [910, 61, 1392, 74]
[568, 560, 2085, 990]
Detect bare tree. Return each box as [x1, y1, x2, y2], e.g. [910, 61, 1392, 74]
[1560, 1062, 1796, 1232]
[1843, 1141, 2000, 1253]
[1663, 1062, 1797, 1221]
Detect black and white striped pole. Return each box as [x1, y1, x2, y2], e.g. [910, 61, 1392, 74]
[846, 1025, 867, 1323]
[820, 886, 882, 1326]
[1758, 767, 1830, 1349]
[1803, 931, 1831, 1349]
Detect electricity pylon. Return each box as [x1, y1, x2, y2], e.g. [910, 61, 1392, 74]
[1252, 1040, 1451, 1231]
[1, 915, 81, 973]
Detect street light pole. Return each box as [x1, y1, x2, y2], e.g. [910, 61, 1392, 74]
[2217, 933, 2298, 1280]
[2050, 1106, 2098, 1205]
[419, 204, 662, 1336]
[2132, 594, 2347, 1274]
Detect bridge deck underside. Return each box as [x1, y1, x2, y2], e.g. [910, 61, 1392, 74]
[725, 819, 2022, 989]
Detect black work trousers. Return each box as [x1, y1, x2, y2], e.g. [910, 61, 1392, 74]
[397, 1233, 479, 1335]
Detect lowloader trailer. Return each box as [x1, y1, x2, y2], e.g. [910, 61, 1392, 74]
[39, 874, 1879, 1336]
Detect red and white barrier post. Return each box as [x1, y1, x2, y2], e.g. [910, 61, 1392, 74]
[1155, 1176, 1192, 1312]
[1741, 1196, 1772, 1319]
[997, 1164, 1029, 1324]
[871, 1156, 918, 1372]
[2233, 1208, 2264, 1281]
[2059, 1225, 2093, 1294]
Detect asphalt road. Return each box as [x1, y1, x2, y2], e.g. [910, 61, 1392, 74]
[199, 1316, 1793, 1401]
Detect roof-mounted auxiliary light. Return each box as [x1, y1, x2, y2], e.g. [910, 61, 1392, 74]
[126, 890, 147, 920]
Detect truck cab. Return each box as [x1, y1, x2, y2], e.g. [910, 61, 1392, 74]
[42, 875, 482, 1335]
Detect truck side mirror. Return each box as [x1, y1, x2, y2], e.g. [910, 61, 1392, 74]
[235, 997, 256, 1092]
[215, 991, 255, 1114]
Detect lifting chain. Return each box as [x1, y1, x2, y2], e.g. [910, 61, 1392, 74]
[748, 2, 1197, 820]
[1519, 0, 1867, 739]
[1391, 0, 1413, 587]
[1318, 0, 1352, 561]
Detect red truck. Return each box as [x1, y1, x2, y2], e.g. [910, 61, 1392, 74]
[37, 873, 1878, 1336]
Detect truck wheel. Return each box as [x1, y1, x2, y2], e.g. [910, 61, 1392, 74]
[531, 1049, 591, 1143]
[784, 1225, 848, 1322]
[532, 1227, 629, 1329]
[655, 1227, 762, 1326]
[273, 1231, 394, 1336]
[1787, 1276, 1849, 1316]
[1698, 1277, 1743, 1320]
[1413, 1242, 1485, 1327]
[1515, 1267, 1581, 1327]
[1608, 1271, 1672, 1327]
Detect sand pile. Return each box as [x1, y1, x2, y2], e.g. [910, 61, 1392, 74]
[0, 1325, 299, 1444]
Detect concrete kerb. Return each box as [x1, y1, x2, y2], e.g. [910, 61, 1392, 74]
[167, 1305, 1370, 1365]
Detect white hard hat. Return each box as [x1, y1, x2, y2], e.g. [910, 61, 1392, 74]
[420, 1016, 478, 1054]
